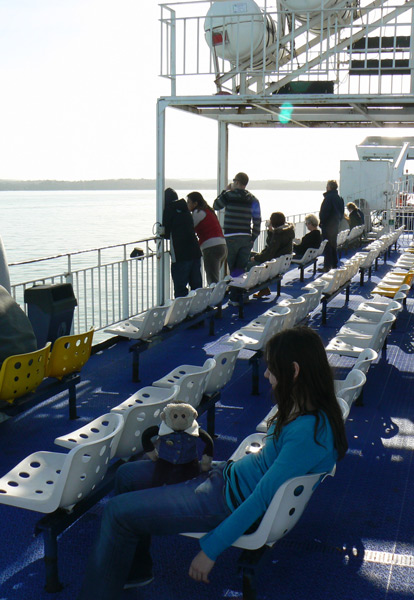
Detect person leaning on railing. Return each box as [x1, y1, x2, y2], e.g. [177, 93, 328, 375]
[186, 191, 228, 285]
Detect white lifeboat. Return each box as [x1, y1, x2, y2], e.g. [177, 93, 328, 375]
[204, 0, 277, 67]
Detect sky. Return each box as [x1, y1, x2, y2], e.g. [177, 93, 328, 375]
[0, 0, 413, 183]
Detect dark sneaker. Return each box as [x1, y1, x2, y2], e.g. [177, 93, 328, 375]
[123, 574, 154, 589]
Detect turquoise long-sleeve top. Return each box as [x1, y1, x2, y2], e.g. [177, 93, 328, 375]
[200, 412, 337, 561]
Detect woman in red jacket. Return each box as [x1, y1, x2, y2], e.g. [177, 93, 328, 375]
[187, 192, 228, 284]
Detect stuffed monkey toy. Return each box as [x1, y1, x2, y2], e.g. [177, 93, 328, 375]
[142, 402, 214, 486]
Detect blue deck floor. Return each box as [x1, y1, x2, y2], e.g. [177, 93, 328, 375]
[0, 241, 413, 600]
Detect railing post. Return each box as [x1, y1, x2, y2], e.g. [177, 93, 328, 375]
[122, 247, 129, 320]
[64, 255, 75, 334]
[170, 9, 177, 97]
[156, 98, 169, 305]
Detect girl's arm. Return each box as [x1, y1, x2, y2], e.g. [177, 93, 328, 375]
[200, 418, 334, 561]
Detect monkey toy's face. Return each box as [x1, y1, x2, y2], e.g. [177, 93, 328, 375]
[162, 403, 198, 431]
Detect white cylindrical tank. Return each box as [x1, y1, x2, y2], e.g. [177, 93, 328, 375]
[279, 0, 356, 31]
[204, 0, 277, 66]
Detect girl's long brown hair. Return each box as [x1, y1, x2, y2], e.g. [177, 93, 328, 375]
[187, 191, 215, 214]
[265, 326, 348, 460]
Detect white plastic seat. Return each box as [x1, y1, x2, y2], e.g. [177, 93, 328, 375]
[320, 270, 345, 295]
[151, 358, 216, 408]
[278, 296, 307, 326]
[54, 412, 124, 459]
[305, 277, 328, 293]
[256, 262, 272, 283]
[263, 304, 293, 330]
[256, 405, 277, 433]
[353, 348, 378, 375]
[291, 246, 319, 266]
[292, 294, 311, 322]
[208, 279, 228, 308]
[110, 385, 180, 459]
[105, 305, 169, 340]
[334, 369, 366, 408]
[164, 292, 195, 328]
[0, 413, 123, 513]
[174, 358, 216, 407]
[301, 286, 322, 313]
[326, 313, 396, 357]
[187, 287, 213, 317]
[278, 254, 292, 274]
[203, 340, 244, 396]
[267, 257, 283, 278]
[241, 305, 290, 335]
[358, 249, 378, 270]
[228, 311, 289, 352]
[166, 339, 244, 398]
[315, 239, 327, 258]
[337, 229, 349, 247]
[347, 300, 402, 325]
[338, 320, 383, 337]
[182, 432, 335, 550]
[230, 266, 263, 290]
[152, 353, 231, 398]
[337, 396, 350, 421]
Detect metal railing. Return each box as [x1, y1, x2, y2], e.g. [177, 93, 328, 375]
[9, 238, 159, 341]
[160, 0, 414, 96]
[9, 212, 313, 340]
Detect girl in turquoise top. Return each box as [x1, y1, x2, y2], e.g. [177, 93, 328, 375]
[78, 327, 348, 599]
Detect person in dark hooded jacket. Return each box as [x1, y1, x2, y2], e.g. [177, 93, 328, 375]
[248, 212, 294, 298]
[249, 212, 294, 266]
[161, 188, 202, 298]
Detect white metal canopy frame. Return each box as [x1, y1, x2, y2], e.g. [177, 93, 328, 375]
[155, 0, 414, 304]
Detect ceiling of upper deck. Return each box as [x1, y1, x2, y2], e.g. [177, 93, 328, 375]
[164, 95, 414, 129]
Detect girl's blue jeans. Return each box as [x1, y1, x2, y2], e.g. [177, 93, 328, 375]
[78, 459, 231, 600]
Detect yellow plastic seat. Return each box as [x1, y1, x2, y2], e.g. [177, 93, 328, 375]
[46, 329, 94, 380]
[0, 343, 51, 404]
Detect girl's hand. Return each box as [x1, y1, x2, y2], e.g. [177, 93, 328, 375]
[189, 551, 215, 583]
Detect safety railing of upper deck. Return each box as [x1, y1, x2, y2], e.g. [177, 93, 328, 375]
[160, 0, 414, 97]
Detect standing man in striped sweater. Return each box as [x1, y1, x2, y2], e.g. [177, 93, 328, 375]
[213, 172, 261, 276]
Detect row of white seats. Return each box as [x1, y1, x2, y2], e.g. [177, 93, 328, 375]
[304, 254, 364, 297]
[105, 279, 228, 340]
[337, 225, 365, 248]
[230, 254, 292, 291]
[0, 340, 245, 514]
[228, 286, 323, 353]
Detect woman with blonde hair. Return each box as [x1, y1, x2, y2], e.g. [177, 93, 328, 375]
[293, 213, 322, 259]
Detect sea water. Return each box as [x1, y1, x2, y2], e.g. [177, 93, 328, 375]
[1, 188, 323, 283]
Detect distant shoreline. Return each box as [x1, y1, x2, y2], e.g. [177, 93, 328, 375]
[0, 178, 326, 192]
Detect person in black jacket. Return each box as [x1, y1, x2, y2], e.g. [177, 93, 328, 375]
[319, 180, 344, 272]
[345, 202, 365, 230]
[248, 212, 294, 298]
[293, 214, 322, 259]
[162, 188, 202, 298]
[249, 212, 294, 266]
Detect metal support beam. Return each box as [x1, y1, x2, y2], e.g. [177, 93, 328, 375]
[156, 98, 168, 306]
[217, 121, 228, 195]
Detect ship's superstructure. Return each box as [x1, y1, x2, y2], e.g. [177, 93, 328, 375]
[156, 0, 414, 302]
